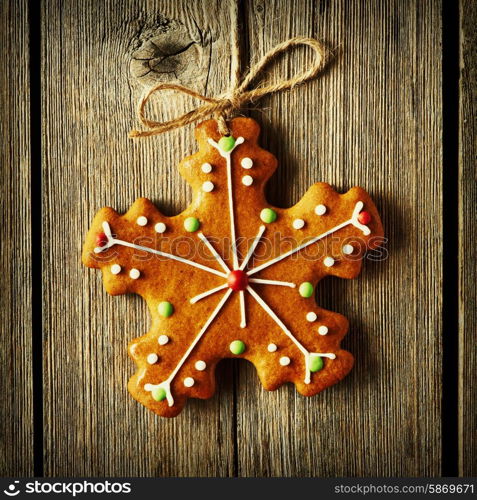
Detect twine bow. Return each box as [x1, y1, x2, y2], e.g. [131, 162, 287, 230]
[129, 37, 329, 138]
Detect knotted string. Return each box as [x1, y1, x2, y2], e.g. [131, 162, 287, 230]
[129, 36, 329, 138]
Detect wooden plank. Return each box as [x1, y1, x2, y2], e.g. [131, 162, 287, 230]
[42, 0, 235, 476]
[237, 0, 442, 476]
[0, 0, 33, 477]
[459, 0, 477, 478]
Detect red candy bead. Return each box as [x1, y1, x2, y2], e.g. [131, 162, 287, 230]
[358, 211, 371, 225]
[227, 270, 249, 291]
[96, 232, 108, 247]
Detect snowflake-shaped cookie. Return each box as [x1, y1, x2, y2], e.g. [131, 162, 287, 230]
[82, 117, 383, 417]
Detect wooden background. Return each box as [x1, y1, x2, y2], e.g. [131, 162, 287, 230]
[1, 0, 475, 477]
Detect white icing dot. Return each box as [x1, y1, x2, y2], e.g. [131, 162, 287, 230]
[144, 383, 153, 391]
[147, 353, 158, 364]
[267, 343, 277, 352]
[195, 360, 207, 371]
[315, 204, 327, 216]
[292, 218, 305, 230]
[242, 175, 253, 186]
[329, 354, 337, 359]
[183, 377, 195, 387]
[129, 268, 141, 279]
[155, 222, 166, 233]
[323, 256, 335, 267]
[241, 157, 253, 169]
[110, 264, 121, 275]
[158, 335, 169, 345]
[318, 325, 329, 336]
[342, 244, 354, 255]
[136, 216, 148, 226]
[306, 312, 317, 322]
[279, 356, 291, 366]
[201, 162, 213, 173]
[202, 181, 215, 192]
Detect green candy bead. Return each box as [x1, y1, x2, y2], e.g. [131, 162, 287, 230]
[218, 136, 236, 152]
[299, 282, 314, 298]
[184, 217, 200, 232]
[310, 356, 324, 372]
[260, 208, 277, 224]
[158, 301, 174, 318]
[152, 387, 167, 402]
[229, 340, 246, 355]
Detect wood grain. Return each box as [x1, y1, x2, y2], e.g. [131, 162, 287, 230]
[459, 0, 477, 478]
[42, 0, 236, 476]
[0, 0, 33, 477]
[237, 0, 442, 476]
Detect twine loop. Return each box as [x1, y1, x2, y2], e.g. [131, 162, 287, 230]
[129, 37, 329, 138]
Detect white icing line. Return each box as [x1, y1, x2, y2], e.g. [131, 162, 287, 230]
[313, 352, 336, 359]
[94, 221, 115, 253]
[190, 283, 228, 304]
[247, 219, 349, 275]
[249, 278, 296, 288]
[224, 144, 238, 268]
[240, 225, 266, 270]
[247, 202, 369, 276]
[247, 286, 335, 384]
[197, 232, 230, 273]
[151, 288, 233, 406]
[239, 290, 246, 328]
[94, 222, 227, 278]
[247, 286, 308, 358]
[350, 201, 371, 235]
[208, 137, 244, 270]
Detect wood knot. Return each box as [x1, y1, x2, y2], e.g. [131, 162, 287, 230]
[130, 18, 205, 88]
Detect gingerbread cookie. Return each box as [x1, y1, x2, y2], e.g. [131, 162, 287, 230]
[82, 117, 383, 417]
